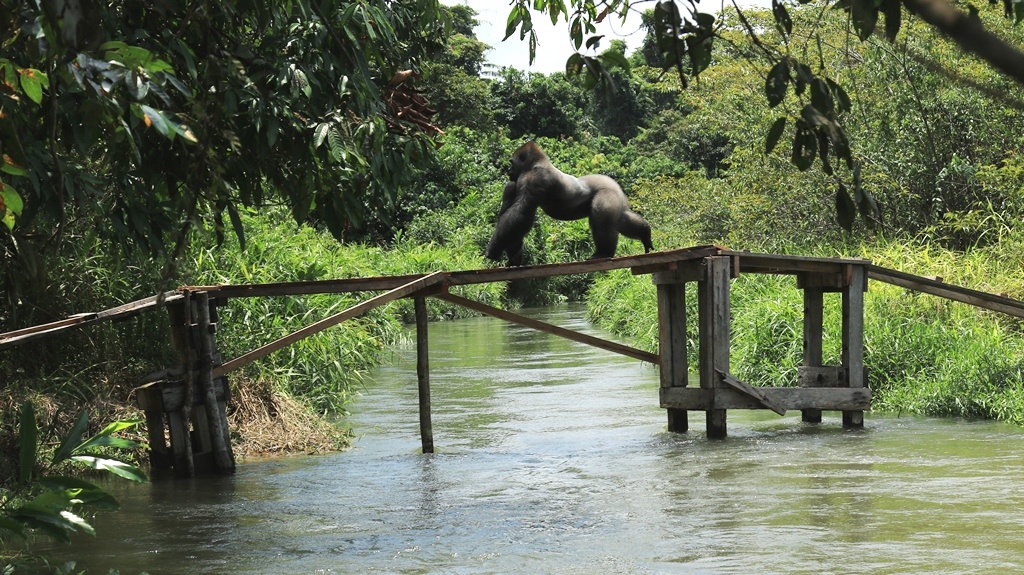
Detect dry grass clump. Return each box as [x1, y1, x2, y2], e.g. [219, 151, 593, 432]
[227, 376, 350, 458]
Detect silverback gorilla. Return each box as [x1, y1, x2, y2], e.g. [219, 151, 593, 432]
[485, 141, 653, 266]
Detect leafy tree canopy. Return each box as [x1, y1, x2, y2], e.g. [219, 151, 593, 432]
[0, 0, 450, 294]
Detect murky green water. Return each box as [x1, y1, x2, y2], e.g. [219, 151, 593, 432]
[50, 305, 1024, 574]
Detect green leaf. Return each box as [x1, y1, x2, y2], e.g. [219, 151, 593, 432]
[53, 411, 90, 465]
[504, 5, 523, 40]
[566, 53, 585, 76]
[18, 69, 46, 105]
[1, 154, 28, 176]
[836, 183, 856, 231]
[765, 60, 789, 108]
[18, 400, 36, 485]
[1, 181, 24, 219]
[140, 105, 171, 137]
[766, 117, 787, 154]
[70, 455, 148, 482]
[599, 48, 631, 74]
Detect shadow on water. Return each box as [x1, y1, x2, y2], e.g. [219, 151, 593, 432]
[45, 304, 1024, 575]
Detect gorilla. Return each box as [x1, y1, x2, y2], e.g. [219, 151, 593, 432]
[485, 141, 653, 266]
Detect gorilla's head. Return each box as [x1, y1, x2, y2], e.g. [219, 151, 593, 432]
[509, 141, 546, 181]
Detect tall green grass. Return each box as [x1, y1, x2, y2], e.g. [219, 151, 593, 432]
[188, 210, 505, 414]
[587, 238, 1024, 424]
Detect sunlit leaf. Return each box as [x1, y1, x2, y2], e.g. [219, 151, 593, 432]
[70, 455, 148, 482]
[2, 154, 28, 176]
[53, 411, 90, 465]
[18, 68, 44, 104]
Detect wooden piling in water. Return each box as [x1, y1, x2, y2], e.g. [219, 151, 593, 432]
[415, 296, 434, 454]
[136, 291, 235, 477]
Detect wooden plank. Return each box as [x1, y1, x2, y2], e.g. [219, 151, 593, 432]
[436, 293, 659, 364]
[650, 260, 704, 285]
[721, 251, 869, 276]
[868, 265, 1024, 318]
[195, 292, 234, 474]
[184, 246, 725, 299]
[0, 291, 183, 350]
[415, 297, 434, 454]
[798, 365, 846, 388]
[214, 271, 447, 376]
[718, 370, 787, 415]
[661, 386, 872, 411]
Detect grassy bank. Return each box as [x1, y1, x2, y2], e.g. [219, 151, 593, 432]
[586, 237, 1024, 424]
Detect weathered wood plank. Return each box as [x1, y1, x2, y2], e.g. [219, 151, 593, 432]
[797, 365, 846, 388]
[868, 265, 1024, 318]
[661, 386, 872, 411]
[722, 251, 870, 276]
[801, 286, 825, 422]
[184, 245, 725, 299]
[437, 292, 660, 365]
[0, 291, 183, 350]
[214, 271, 447, 376]
[718, 370, 787, 416]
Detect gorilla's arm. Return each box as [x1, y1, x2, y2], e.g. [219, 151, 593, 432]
[485, 181, 538, 265]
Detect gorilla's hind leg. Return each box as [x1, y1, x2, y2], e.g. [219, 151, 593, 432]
[620, 210, 654, 253]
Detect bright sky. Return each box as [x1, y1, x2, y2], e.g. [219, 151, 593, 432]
[440, 0, 767, 75]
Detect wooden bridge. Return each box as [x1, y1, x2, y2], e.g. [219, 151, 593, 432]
[3, 245, 1023, 476]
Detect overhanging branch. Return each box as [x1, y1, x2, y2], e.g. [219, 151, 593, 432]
[902, 0, 1024, 85]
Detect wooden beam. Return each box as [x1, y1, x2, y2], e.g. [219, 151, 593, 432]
[718, 370, 787, 416]
[183, 245, 725, 299]
[214, 272, 447, 376]
[661, 386, 871, 411]
[868, 265, 1024, 318]
[0, 292, 183, 350]
[435, 292, 660, 365]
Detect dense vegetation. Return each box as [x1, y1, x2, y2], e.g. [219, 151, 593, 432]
[3, 0, 1024, 567]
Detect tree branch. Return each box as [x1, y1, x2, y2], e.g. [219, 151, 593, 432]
[901, 0, 1024, 85]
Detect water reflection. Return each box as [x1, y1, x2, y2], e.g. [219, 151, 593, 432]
[47, 305, 1024, 575]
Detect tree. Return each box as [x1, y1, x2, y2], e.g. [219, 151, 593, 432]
[491, 68, 592, 139]
[421, 4, 496, 132]
[0, 0, 449, 301]
[502, 0, 1024, 231]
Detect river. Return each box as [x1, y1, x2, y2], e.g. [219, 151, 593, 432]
[49, 305, 1024, 574]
